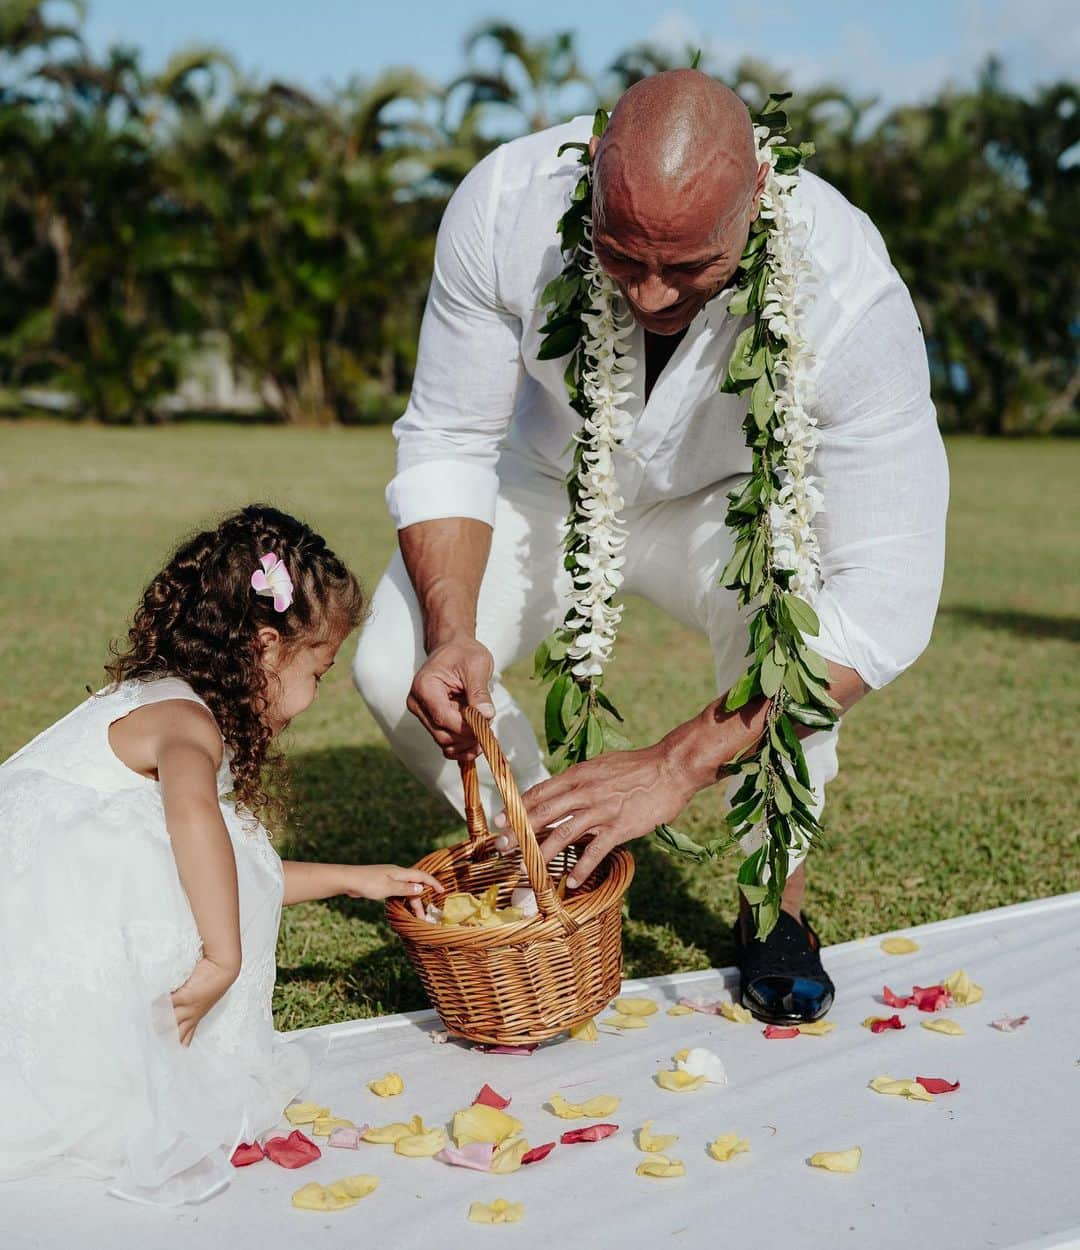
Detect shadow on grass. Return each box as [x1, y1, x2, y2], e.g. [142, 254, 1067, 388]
[282, 743, 737, 1013]
[940, 605, 1080, 642]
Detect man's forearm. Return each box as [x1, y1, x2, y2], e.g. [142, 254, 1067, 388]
[661, 661, 870, 798]
[399, 518, 493, 651]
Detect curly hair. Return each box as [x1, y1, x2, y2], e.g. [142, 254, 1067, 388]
[106, 504, 366, 825]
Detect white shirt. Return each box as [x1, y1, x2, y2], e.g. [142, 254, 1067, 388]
[386, 117, 949, 690]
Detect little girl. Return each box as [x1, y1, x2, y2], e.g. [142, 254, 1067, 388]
[0, 504, 441, 1206]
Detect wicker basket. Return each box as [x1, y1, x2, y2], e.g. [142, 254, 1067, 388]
[386, 705, 634, 1045]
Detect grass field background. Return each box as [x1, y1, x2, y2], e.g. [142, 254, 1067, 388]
[2, 423, 1077, 1029]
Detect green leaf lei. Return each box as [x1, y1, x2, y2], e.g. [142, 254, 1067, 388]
[535, 95, 837, 938]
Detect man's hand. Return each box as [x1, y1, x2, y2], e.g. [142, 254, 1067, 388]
[407, 636, 496, 760]
[171, 956, 240, 1046]
[494, 742, 698, 888]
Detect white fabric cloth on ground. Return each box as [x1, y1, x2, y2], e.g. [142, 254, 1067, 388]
[0, 678, 313, 1206]
[354, 460, 838, 852]
[384, 116, 949, 691]
[4, 892, 1077, 1249]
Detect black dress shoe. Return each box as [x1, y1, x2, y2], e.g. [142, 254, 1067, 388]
[734, 910, 835, 1024]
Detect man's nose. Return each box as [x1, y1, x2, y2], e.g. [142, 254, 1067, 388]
[626, 271, 681, 313]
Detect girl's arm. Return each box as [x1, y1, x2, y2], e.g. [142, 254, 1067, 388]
[282, 861, 444, 913]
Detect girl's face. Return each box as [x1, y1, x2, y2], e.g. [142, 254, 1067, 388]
[259, 631, 341, 733]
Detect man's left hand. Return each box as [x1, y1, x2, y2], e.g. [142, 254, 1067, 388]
[493, 743, 696, 889]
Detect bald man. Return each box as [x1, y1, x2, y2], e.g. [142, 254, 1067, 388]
[354, 71, 948, 1023]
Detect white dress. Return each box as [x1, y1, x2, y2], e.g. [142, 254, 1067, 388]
[0, 677, 315, 1205]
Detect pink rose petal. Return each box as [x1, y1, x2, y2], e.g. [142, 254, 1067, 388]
[435, 1142, 495, 1172]
[473, 1083, 512, 1109]
[327, 1126, 370, 1149]
[264, 1130, 321, 1169]
[473, 1043, 538, 1056]
[915, 1076, 960, 1094]
[677, 997, 727, 1015]
[521, 1141, 557, 1165]
[560, 1124, 619, 1144]
[230, 1141, 265, 1167]
[991, 1015, 1029, 1032]
[763, 1024, 801, 1039]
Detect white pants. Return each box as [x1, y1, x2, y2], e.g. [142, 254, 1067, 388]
[354, 460, 839, 866]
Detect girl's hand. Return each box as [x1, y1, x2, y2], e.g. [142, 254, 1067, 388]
[340, 864, 445, 918]
[170, 956, 240, 1046]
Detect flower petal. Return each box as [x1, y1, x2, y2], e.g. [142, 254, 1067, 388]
[635, 1154, 686, 1178]
[264, 1130, 322, 1168]
[468, 1199, 524, 1224]
[310, 1115, 354, 1137]
[230, 1141, 265, 1167]
[452, 1104, 524, 1147]
[869, 1075, 935, 1101]
[656, 1069, 706, 1092]
[521, 1141, 557, 1165]
[720, 1002, 753, 1024]
[291, 1176, 377, 1212]
[473, 1084, 512, 1110]
[921, 1018, 964, 1036]
[991, 1014, 1029, 1032]
[569, 1018, 599, 1042]
[666, 1004, 695, 1016]
[763, 1025, 801, 1039]
[327, 1126, 369, 1149]
[676, 1047, 727, 1084]
[560, 1124, 619, 1144]
[637, 1120, 679, 1153]
[367, 1072, 404, 1097]
[882, 986, 915, 1009]
[797, 1020, 835, 1036]
[809, 1148, 861, 1173]
[363, 1116, 422, 1144]
[548, 1093, 620, 1119]
[435, 1142, 494, 1172]
[880, 937, 920, 955]
[863, 1014, 905, 1033]
[284, 1101, 329, 1126]
[915, 1076, 960, 1094]
[708, 1133, 750, 1162]
[395, 1127, 448, 1158]
[912, 985, 951, 1012]
[474, 1043, 538, 1056]
[602, 1013, 649, 1030]
[942, 969, 984, 1006]
[612, 997, 658, 1017]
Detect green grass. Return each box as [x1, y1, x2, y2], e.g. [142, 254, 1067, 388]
[2, 423, 1077, 1029]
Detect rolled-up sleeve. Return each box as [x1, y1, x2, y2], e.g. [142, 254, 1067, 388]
[385, 145, 524, 530]
[809, 284, 949, 689]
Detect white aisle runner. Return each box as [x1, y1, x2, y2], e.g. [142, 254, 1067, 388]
[5, 893, 1080, 1250]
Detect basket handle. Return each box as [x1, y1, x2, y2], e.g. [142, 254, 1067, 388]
[459, 704, 577, 934]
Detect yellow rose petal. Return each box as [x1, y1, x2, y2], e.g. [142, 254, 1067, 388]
[809, 1148, 861, 1173]
[291, 1174, 378, 1211]
[602, 1013, 648, 1030]
[672, 1048, 690, 1062]
[491, 1138, 530, 1174]
[880, 937, 920, 955]
[942, 968, 984, 1006]
[285, 1101, 329, 1126]
[869, 1075, 934, 1102]
[613, 997, 659, 1017]
[468, 1199, 524, 1225]
[569, 1017, 599, 1042]
[667, 1004, 695, 1016]
[708, 1133, 750, 1162]
[922, 1018, 964, 1036]
[395, 1126, 448, 1158]
[656, 1069, 706, 1093]
[797, 1020, 836, 1036]
[719, 1002, 753, 1024]
[637, 1120, 679, 1153]
[363, 1116, 421, 1144]
[636, 1154, 686, 1178]
[310, 1115, 355, 1137]
[440, 893, 481, 925]
[452, 1104, 523, 1147]
[367, 1072, 404, 1098]
[548, 1093, 619, 1119]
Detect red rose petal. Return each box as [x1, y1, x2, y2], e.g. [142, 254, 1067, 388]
[230, 1141, 265, 1167]
[915, 1076, 960, 1094]
[763, 1024, 801, 1039]
[473, 1083, 512, 1110]
[560, 1124, 619, 1144]
[869, 1014, 906, 1033]
[263, 1129, 321, 1169]
[912, 985, 951, 1012]
[521, 1141, 557, 1164]
[883, 985, 915, 1009]
[474, 1043, 538, 1056]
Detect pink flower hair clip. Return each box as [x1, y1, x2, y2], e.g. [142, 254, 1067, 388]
[250, 552, 294, 612]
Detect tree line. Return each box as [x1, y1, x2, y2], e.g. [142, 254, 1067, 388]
[1, 2, 1076, 432]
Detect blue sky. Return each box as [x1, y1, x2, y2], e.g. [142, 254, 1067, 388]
[80, 0, 1076, 105]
